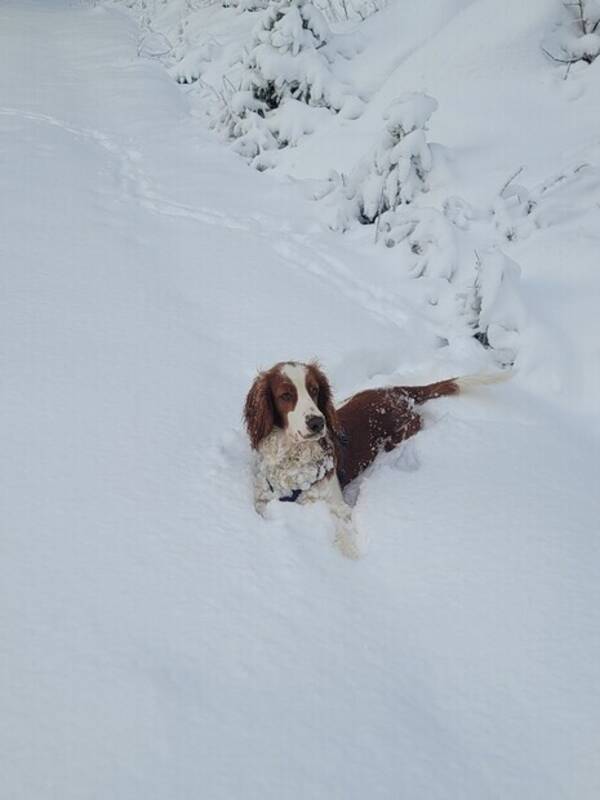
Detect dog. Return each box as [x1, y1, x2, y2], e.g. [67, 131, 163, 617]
[244, 361, 507, 557]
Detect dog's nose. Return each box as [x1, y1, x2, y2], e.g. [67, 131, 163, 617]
[306, 415, 324, 434]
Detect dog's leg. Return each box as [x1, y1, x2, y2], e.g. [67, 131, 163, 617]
[324, 477, 361, 560]
[253, 472, 274, 516]
[333, 517, 361, 560]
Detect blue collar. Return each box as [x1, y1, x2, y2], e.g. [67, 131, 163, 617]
[266, 478, 302, 503]
[279, 488, 302, 503]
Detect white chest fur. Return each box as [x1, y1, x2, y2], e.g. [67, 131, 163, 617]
[255, 430, 335, 500]
[252, 430, 359, 559]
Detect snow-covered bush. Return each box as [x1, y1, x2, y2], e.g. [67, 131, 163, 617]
[543, 0, 600, 66]
[467, 249, 524, 366]
[492, 163, 599, 242]
[223, 0, 269, 12]
[379, 206, 457, 279]
[315, 0, 388, 23]
[332, 93, 437, 231]
[170, 38, 222, 84]
[218, 90, 280, 164]
[221, 0, 361, 166]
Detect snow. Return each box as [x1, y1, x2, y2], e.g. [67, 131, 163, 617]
[2, 1, 600, 798]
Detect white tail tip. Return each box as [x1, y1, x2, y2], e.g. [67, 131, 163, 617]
[455, 371, 512, 392]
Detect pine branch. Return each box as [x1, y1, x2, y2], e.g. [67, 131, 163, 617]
[499, 165, 524, 197]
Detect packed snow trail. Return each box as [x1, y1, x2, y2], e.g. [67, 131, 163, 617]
[2, 3, 600, 799]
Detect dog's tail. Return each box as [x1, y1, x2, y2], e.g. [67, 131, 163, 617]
[402, 371, 511, 405]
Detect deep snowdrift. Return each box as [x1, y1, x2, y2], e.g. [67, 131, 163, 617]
[1, 1, 599, 799]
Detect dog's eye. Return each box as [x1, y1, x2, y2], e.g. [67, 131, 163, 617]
[280, 392, 293, 402]
[309, 385, 318, 397]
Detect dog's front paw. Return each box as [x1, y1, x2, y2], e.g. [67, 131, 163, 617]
[334, 522, 362, 560]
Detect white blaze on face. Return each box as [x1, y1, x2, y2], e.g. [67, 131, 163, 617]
[281, 363, 323, 440]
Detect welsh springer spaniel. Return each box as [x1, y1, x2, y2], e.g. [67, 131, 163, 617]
[244, 361, 505, 557]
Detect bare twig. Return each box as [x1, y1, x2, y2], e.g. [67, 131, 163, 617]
[563, 0, 587, 32]
[577, 0, 587, 34]
[541, 46, 580, 65]
[196, 77, 221, 103]
[499, 165, 525, 197]
[222, 75, 237, 94]
[373, 183, 386, 243]
[374, 212, 381, 244]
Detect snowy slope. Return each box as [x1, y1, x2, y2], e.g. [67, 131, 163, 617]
[2, 1, 600, 799]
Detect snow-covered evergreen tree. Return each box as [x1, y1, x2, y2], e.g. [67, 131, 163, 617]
[239, 0, 345, 110]
[332, 93, 437, 232]
[222, 0, 360, 166]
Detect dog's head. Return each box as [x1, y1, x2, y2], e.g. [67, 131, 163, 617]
[244, 361, 340, 448]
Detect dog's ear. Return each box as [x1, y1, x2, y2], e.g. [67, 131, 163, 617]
[309, 362, 341, 439]
[244, 371, 275, 449]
